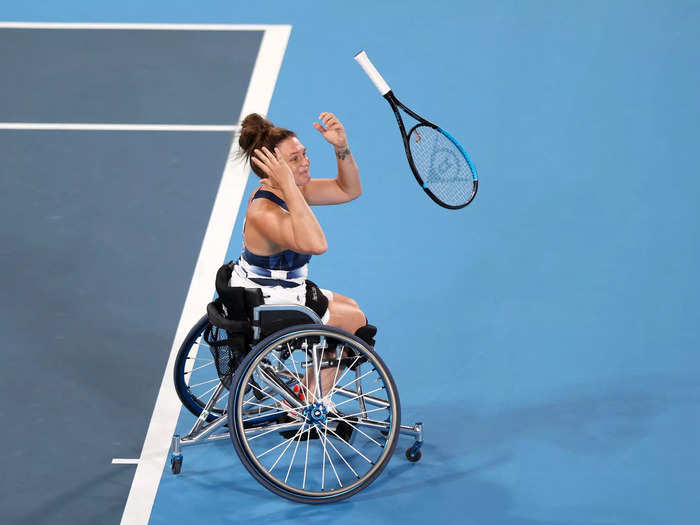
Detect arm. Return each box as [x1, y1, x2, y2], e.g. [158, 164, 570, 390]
[302, 112, 362, 205]
[250, 147, 328, 255]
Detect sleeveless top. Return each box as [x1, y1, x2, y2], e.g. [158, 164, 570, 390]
[237, 189, 311, 288]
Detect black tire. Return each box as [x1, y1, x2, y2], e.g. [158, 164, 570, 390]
[405, 447, 422, 462]
[173, 315, 227, 421]
[228, 324, 401, 504]
[171, 456, 182, 474]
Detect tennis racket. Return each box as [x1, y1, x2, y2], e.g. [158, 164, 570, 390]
[354, 50, 478, 209]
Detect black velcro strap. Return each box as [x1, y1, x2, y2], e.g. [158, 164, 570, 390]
[354, 324, 377, 347]
[305, 279, 329, 319]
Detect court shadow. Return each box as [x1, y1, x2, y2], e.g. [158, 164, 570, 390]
[253, 453, 567, 525]
[421, 374, 700, 461]
[163, 374, 699, 524]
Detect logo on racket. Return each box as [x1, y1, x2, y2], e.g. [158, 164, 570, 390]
[424, 149, 467, 184]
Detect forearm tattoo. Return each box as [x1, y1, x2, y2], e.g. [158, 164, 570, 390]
[335, 146, 351, 160]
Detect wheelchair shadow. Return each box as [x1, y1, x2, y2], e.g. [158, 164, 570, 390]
[425, 373, 700, 461]
[254, 453, 567, 525]
[179, 374, 699, 524]
[313, 374, 696, 523]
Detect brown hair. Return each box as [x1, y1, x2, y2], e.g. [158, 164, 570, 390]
[238, 113, 296, 178]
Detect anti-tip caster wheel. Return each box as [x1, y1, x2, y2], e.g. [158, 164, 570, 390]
[171, 455, 183, 474]
[406, 445, 422, 463]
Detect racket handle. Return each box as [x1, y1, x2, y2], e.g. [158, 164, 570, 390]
[354, 50, 391, 96]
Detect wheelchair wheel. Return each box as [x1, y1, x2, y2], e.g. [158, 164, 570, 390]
[228, 324, 401, 504]
[173, 315, 229, 422]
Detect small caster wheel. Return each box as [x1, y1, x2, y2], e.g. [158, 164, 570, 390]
[171, 455, 183, 474]
[406, 446, 422, 463]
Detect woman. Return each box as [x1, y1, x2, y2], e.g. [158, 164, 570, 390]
[230, 112, 376, 399]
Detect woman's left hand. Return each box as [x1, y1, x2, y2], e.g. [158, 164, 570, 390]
[313, 112, 348, 149]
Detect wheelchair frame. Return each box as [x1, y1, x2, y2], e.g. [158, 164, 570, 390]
[171, 301, 424, 503]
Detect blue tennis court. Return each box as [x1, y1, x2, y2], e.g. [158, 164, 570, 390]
[2, 2, 699, 524]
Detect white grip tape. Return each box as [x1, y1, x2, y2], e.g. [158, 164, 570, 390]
[354, 50, 391, 95]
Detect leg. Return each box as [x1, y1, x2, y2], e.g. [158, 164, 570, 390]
[325, 292, 365, 333]
[305, 292, 366, 400]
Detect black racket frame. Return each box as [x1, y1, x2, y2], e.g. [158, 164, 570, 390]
[383, 90, 478, 210]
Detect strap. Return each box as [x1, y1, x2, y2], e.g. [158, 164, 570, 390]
[252, 189, 288, 211]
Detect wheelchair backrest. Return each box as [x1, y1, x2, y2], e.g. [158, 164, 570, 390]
[215, 261, 263, 320]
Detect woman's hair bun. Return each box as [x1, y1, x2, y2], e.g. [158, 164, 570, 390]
[238, 113, 274, 155]
[236, 113, 296, 179]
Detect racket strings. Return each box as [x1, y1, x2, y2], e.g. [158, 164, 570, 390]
[408, 125, 474, 207]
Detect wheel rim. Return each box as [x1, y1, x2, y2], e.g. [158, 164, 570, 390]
[176, 321, 229, 418]
[231, 328, 400, 499]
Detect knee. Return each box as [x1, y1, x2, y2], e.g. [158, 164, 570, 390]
[334, 294, 359, 310]
[353, 308, 366, 330]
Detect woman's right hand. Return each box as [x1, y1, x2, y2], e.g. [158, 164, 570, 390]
[251, 147, 295, 188]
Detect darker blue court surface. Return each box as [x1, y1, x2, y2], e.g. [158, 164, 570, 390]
[0, 28, 261, 123]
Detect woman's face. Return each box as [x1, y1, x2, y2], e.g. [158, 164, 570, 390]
[277, 136, 310, 186]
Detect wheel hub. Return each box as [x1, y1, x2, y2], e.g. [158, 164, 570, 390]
[304, 402, 328, 425]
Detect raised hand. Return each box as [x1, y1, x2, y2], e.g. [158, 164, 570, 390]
[251, 147, 295, 188]
[313, 112, 348, 149]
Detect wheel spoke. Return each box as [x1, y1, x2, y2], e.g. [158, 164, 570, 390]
[244, 393, 305, 421]
[327, 356, 360, 395]
[253, 422, 307, 450]
[255, 364, 305, 409]
[333, 387, 385, 409]
[232, 330, 398, 500]
[329, 405, 389, 420]
[272, 351, 314, 402]
[320, 422, 342, 489]
[249, 374, 308, 415]
[284, 424, 306, 483]
[188, 377, 221, 389]
[269, 424, 307, 473]
[185, 360, 216, 374]
[320, 429, 360, 479]
[303, 428, 310, 489]
[241, 403, 297, 422]
[327, 414, 385, 447]
[333, 368, 375, 395]
[323, 425, 374, 465]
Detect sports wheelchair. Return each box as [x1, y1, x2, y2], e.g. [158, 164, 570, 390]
[170, 262, 423, 503]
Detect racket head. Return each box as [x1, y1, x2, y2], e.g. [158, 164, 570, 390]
[406, 123, 478, 209]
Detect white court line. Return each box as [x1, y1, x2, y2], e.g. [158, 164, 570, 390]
[0, 22, 282, 31]
[112, 458, 140, 465]
[0, 123, 239, 131]
[120, 25, 291, 525]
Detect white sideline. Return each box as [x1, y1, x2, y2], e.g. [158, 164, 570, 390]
[119, 25, 291, 525]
